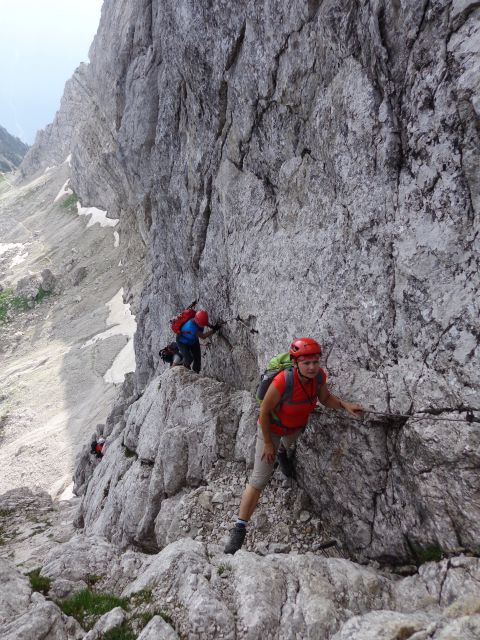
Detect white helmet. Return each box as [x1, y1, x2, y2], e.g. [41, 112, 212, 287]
[97, 437, 105, 444]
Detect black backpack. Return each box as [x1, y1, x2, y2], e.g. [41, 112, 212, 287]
[159, 342, 180, 364]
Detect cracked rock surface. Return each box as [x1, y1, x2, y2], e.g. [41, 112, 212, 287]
[0, 558, 83, 640]
[75, 368, 480, 566]
[13, 0, 480, 637]
[34, 534, 480, 640]
[19, 0, 480, 562]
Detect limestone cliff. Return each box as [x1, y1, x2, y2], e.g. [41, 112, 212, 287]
[0, 125, 28, 172]
[21, 0, 480, 567]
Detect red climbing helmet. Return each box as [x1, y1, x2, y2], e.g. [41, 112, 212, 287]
[195, 310, 209, 327]
[288, 337, 322, 359]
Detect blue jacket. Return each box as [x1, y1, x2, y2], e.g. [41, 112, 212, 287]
[177, 318, 203, 346]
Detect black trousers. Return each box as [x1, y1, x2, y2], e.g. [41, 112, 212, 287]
[176, 341, 202, 373]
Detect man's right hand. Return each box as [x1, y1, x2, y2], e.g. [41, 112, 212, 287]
[261, 441, 276, 465]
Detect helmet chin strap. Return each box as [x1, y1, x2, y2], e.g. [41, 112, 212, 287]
[294, 359, 309, 382]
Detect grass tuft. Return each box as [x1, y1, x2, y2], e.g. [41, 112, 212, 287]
[34, 287, 50, 304]
[28, 568, 51, 595]
[217, 563, 231, 575]
[58, 589, 129, 630]
[85, 574, 102, 588]
[139, 609, 173, 627]
[412, 544, 443, 564]
[159, 610, 173, 625]
[129, 588, 153, 605]
[100, 622, 136, 640]
[62, 193, 78, 210]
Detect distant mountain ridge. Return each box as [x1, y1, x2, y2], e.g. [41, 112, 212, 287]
[0, 125, 29, 172]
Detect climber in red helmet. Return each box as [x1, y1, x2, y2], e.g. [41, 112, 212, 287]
[176, 309, 218, 373]
[225, 337, 364, 554]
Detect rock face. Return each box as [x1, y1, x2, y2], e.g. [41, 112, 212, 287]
[76, 367, 480, 567]
[76, 368, 257, 550]
[8, 1, 480, 638]
[18, 65, 89, 179]
[0, 558, 84, 640]
[39, 534, 480, 640]
[0, 125, 28, 172]
[18, 0, 479, 564]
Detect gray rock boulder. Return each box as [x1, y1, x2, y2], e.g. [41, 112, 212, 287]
[47, 534, 475, 640]
[137, 615, 179, 639]
[26, 531, 480, 640]
[0, 559, 83, 640]
[0, 559, 31, 625]
[331, 611, 432, 640]
[40, 268, 56, 293]
[83, 607, 126, 640]
[41, 534, 147, 595]
[0, 599, 83, 640]
[77, 368, 256, 550]
[72, 266, 88, 287]
[297, 410, 480, 563]
[13, 274, 42, 304]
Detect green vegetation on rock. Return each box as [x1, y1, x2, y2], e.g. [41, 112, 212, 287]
[129, 588, 153, 605]
[0, 287, 51, 323]
[62, 193, 78, 210]
[27, 568, 51, 595]
[85, 574, 102, 588]
[58, 589, 129, 630]
[100, 622, 136, 640]
[123, 445, 137, 459]
[412, 544, 443, 565]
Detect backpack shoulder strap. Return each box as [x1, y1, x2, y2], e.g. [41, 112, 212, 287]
[315, 369, 326, 395]
[280, 367, 294, 404]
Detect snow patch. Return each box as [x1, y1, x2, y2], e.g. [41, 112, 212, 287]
[114, 231, 120, 248]
[77, 203, 119, 228]
[0, 242, 24, 256]
[64, 154, 72, 166]
[58, 483, 75, 501]
[82, 289, 136, 384]
[11, 251, 28, 267]
[54, 179, 73, 203]
[104, 340, 136, 384]
[43, 165, 56, 174]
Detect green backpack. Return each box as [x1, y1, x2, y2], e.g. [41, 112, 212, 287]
[255, 352, 294, 406]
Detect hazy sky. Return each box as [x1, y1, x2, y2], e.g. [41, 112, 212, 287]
[0, 0, 103, 144]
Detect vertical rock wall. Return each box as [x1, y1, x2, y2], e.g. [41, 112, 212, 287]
[56, 0, 479, 403]
[21, 0, 480, 562]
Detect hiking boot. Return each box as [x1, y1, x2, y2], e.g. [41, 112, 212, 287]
[224, 526, 246, 554]
[276, 448, 294, 478]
